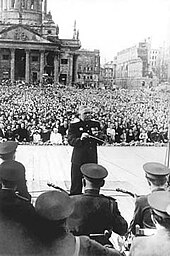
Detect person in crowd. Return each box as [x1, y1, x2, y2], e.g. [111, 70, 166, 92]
[32, 129, 42, 144]
[114, 122, 123, 143]
[58, 119, 68, 144]
[150, 125, 161, 143]
[35, 190, 122, 256]
[17, 122, 30, 142]
[5, 124, 15, 141]
[128, 162, 170, 235]
[13, 123, 21, 141]
[129, 190, 170, 256]
[50, 127, 63, 145]
[0, 123, 5, 140]
[0, 141, 31, 201]
[68, 163, 128, 236]
[40, 123, 51, 143]
[107, 122, 115, 144]
[68, 105, 103, 195]
[139, 128, 148, 144]
[126, 128, 135, 144]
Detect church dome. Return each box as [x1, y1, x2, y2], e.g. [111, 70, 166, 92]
[0, 0, 46, 26]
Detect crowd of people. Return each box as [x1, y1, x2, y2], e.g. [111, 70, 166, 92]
[0, 76, 169, 255]
[0, 80, 168, 146]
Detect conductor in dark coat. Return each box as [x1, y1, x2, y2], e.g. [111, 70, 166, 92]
[128, 162, 170, 235]
[68, 163, 128, 236]
[68, 106, 103, 195]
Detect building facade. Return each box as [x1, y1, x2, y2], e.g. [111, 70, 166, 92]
[100, 61, 116, 88]
[76, 49, 100, 88]
[115, 39, 157, 88]
[0, 0, 81, 85]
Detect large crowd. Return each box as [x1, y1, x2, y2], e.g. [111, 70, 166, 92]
[0, 80, 169, 146]
[0, 80, 169, 255]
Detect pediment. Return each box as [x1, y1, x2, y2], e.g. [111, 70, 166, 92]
[0, 25, 52, 44]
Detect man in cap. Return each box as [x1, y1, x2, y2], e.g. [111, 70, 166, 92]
[0, 159, 39, 255]
[0, 160, 36, 224]
[68, 163, 128, 237]
[128, 162, 170, 235]
[68, 105, 103, 195]
[129, 190, 170, 256]
[0, 141, 31, 201]
[34, 190, 122, 256]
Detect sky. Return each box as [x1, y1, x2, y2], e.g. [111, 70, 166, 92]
[47, 0, 170, 64]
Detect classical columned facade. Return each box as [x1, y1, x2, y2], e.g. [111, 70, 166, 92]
[0, 0, 81, 85]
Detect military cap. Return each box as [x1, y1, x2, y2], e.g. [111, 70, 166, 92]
[143, 162, 170, 179]
[0, 160, 25, 181]
[0, 141, 18, 155]
[78, 105, 91, 114]
[81, 163, 108, 181]
[148, 190, 170, 218]
[35, 190, 74, 221]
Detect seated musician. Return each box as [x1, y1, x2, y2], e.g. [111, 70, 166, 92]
[68, 163, 128, 236]
[35, 190, 122, 256]
[129, 190, 170, 256]
[128, 162, 170, 235]
[0, 141, 31, 201]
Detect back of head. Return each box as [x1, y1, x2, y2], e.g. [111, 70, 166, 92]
[143, 162, 170, 188]
[35, 190, 74, 221]
[0, 141, 18, 161]
[148, 190, 170, 228]
[0, 160, 25, 184]
[34, 190, 75, 242]
[81, 163, 108, 187]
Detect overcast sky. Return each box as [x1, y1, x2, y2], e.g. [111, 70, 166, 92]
[47, 0, 170, 64]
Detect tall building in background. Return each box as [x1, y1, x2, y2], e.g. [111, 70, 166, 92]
[0, 0, 81, 85]
[115, 38, 158, 89]
[76, 49, 100, 88]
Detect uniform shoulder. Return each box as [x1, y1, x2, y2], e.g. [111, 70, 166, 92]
[135, 195, 148, 206]
[91, 119, 100, 124]
[101, 194, 116, 202]
[16, 193, 29, 202]
[70, 118, 81, 124]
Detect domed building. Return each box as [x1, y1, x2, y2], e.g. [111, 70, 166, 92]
[0, 0, 81, 85]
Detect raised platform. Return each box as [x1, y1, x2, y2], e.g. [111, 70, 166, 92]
[15, 145, 168, 223]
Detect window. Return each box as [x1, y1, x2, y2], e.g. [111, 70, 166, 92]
[11, 0, 15, 8]
[61, 59, 68, 65]
[3, 55, 9, 60]
[32, 56, 38, 62]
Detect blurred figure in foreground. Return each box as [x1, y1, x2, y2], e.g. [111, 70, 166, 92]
[0, 160, 37, 255]
[0, 141, 31, 201]
[128, 162, 170, 235]
[35, 190, 122, 256]
[129, 190, 170, 256]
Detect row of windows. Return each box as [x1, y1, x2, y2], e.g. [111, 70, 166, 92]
[78, 74, 93, 80]
[1, 55, 68, 64]
[2, 55, 39, 62]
